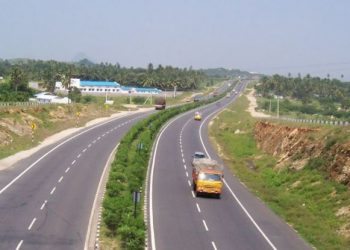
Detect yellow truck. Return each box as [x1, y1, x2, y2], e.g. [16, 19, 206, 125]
[192, 157, 224, 198]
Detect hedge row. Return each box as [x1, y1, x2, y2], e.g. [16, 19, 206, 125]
[102, 90, 230, 249]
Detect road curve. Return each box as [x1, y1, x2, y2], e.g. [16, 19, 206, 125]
[0, 110, 153, 250]
[148, 81, 313, 250]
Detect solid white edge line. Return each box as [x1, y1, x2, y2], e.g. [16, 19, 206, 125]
[150, 110, 197, 250]
[198, 84, 278, 250]
[16, 240, 23, 250]
[84, 143, 120, 250]
[0, 112, 136, 195]
[202, 219, 209, 231]
[28, 217, 36, 230]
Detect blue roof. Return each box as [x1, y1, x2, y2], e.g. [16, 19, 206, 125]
[120, 86, 161, 93]
[80, 80, 120, 87]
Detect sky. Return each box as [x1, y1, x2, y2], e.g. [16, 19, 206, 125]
[0, 0, 349, 80]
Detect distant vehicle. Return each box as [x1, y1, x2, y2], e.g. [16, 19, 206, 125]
[192, 158, 224, 198]
[194, 111, 202, 121]
[154, 97, 166, 110]
[192, 152, 206, 161]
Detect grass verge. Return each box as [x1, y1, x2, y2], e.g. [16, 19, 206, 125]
[209, 95, 350, 250]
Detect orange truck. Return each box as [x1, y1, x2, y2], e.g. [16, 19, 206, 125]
[192, 158, 224, 198]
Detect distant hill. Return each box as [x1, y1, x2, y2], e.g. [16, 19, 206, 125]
[75, 58, 95, 67]
[201, 68, 254, 78]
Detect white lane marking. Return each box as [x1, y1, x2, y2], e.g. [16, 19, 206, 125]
[196, 203, 201, 213]
[16, 240, 23, 250]
[102, 133, 106, 137]
[188, 180, 191, 186]
[28, 218, 36, 230]
[83, 148, 87, 153]
[71, 160, 76, 165]
[191, 191, 195, 198]
[183, 164, 187, 169]
[65, 167, 70, 173]
[202, 220, 209, 231]
[97, 136, 101, 140]
[182, 158, 185, 163]
[92, 140, 96, 144]
[50, 187, 56, 195]
[199, 99, 278, 250]
[84, 143, 120, 250]
[181, 153, 184, 158]
[212, 241, 218, 250]
[77, 153, 82, 158]
[88, 144, 92, 148]
[58, 176, 63, 183]
[185, 172, 189, 177]
[40, 200, 47, 210]
[0, 112, 135, 195]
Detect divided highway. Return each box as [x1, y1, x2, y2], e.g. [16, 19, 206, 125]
[148, 81, 313, 250]
[0, 110, 153, 250]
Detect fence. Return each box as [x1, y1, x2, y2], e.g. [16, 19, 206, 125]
[264, 116, 350, 127]
[0, 102, 55, 109]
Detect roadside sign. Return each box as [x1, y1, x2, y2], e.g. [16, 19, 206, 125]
[31, 122, 36, 130]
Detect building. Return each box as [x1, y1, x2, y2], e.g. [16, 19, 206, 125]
[31, 92, 71, 104]
[55, 78, 161, 95]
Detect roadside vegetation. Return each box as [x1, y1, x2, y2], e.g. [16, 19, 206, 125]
[209, 95, 350, 250]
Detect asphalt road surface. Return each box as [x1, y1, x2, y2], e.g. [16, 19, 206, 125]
[0, 110, 153, 250]
[148, 81, 313, 250]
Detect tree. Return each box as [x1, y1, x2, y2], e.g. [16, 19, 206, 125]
[10, 67, 28, 92]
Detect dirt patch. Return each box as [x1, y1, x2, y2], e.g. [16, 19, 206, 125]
[246, 89, 270, 118]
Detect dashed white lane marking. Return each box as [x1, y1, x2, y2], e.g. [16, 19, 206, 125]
[92, 140, 96, 144]
[196, 203, 201, 213]
[16, 240, 23, 250]
[58, 176, 63, 183]
[185, 172, 189, 177]
[181, 153, 184, 158]
[65, 167, 70, 173]
[191, 191, 195, 198]
[50, 187, 56, 195]
[40, 200, 47, 210]
[83, 148, 87, 153]
[202, 219, 209, 231]
[88, 144, 92, 148]
[212, 241, 218, 250]
[184, 164, 187, 169]
[182, 158, 185, 163]
[97, 136, 101, 140]
[102, 133, 106, 137]
[77, 153, 82, 158]
[188, 180, 191, 186]
[28, 218, 36, 230]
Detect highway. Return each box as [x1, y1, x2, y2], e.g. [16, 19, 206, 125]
[0, 110, 153, 250]
[148, 81, 313, 250]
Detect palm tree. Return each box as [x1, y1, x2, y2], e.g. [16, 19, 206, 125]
[10, 67, 27, 92]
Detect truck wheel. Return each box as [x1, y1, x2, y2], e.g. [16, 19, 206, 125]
[216, 194, 221, 199]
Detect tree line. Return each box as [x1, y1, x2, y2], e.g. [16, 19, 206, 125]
[256, 74, 350, 109]
[0, 59, 213, 96]
[256, 74, 350, 119]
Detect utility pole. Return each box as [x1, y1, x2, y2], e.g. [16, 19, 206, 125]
[277, 97, 280, 118]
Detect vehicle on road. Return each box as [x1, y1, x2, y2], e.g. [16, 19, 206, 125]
[192, 158, 224, 198]
[194, 111, 202, 121]
[154, 97, 166, 110]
